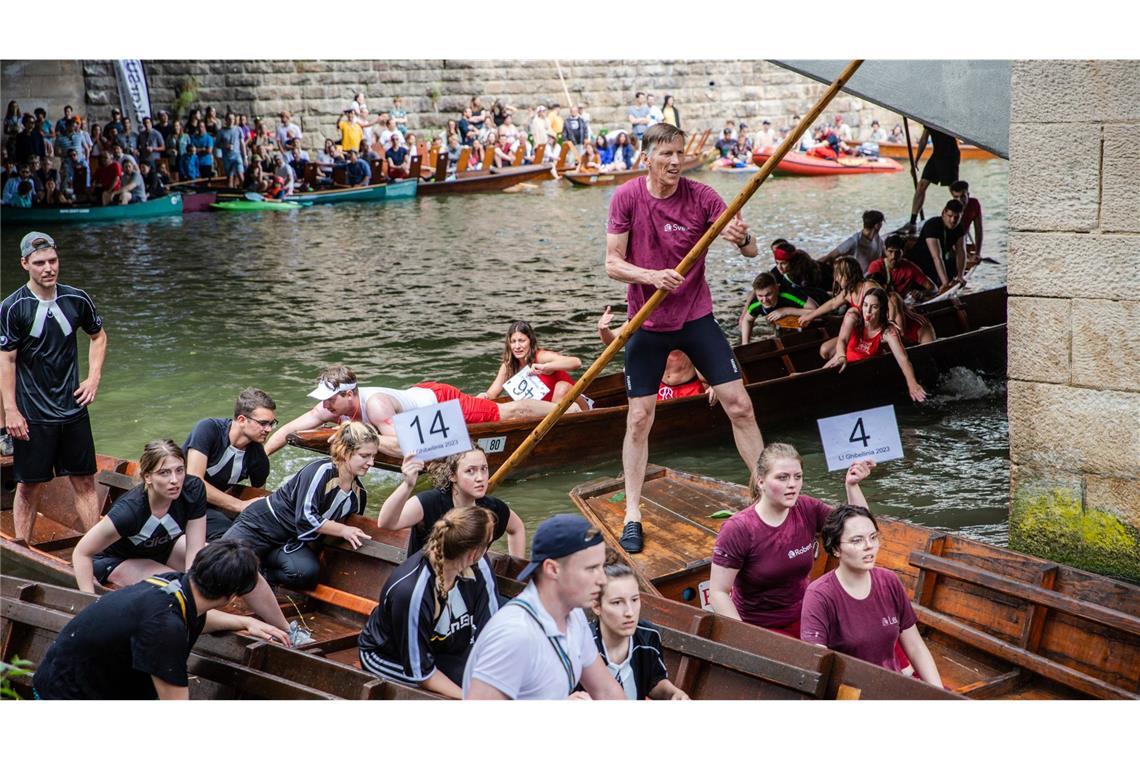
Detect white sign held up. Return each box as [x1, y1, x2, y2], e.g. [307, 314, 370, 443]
[817, 405, 904, 471]
[502, 366, 549, 401]
[393, 399, 472, 462]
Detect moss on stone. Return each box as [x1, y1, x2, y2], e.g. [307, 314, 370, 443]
[1010, 487, 1140, 582]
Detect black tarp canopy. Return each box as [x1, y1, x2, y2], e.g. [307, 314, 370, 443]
[771, 60, 1010, 159]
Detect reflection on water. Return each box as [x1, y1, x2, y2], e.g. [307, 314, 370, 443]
[0, 160, 1010, 547]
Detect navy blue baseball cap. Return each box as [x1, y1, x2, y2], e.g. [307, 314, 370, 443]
[516, 514, 603, 582]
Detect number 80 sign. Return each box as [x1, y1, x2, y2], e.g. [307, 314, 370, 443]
[393, 399, 473, 462]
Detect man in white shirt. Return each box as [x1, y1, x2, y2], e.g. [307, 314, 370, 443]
[754, 119, 778, 150]
[529, 105, 549, 147]
[820, 209, 885, 272]
[463, 515, 625, 700]
[647, 94, 664, 125]
[275, 112, 302, 152]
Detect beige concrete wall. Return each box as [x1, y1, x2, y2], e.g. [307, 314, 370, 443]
[1, 60, 86, 126]
[1007, 60, 1140, 581]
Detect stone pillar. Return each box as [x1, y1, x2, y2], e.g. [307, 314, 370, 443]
[1007, 60, 1140, 581]
[1, 60, 86, 127]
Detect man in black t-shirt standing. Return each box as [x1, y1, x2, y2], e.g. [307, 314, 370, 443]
[183, 388, 276, 540]
[906, 126, 960, 231]
[33, 540, 287, 699]
[915, 199, 967, 288]
[0, 232, 107, 542]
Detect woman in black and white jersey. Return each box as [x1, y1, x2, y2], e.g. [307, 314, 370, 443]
[223, 421, 376, 632]
[359, 504, 497, 698]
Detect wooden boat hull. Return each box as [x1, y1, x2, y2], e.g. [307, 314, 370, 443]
[0, 458, 954, 700]
[563, 155, 704, 187]
[292, 178, 417, 205]
[569, 466, 1140, 700]
[863, 141, 998, 161]
[418, 163, 554, 195]
[753, 147, 903, 176]
[1, 194, 183, 225]
[288, 288, 1008, 478]
[179, 191, 218, 213]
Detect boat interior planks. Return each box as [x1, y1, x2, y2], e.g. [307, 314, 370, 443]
[569, 467, 1140, 700]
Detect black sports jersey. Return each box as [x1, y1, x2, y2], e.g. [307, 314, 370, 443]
[359, 550, 498, 685]
[32, 571, 205, 699]
[588, 619, 669, 700]
[183, 417, 270, 491]
[98, 476, 207, 561]
[918, 216, 968, 281]
[0, 283, 103, 422]
[267, 458, 366, 542]
[408, 489, 511, 556]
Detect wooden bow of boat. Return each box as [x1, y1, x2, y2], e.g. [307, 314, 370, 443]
[569, 466, 1140, 700]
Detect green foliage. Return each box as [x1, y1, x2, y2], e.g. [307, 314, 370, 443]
[0, 657, 35, 700]
[1010, 487, 1140, 582]
[172, 76, 200, 121]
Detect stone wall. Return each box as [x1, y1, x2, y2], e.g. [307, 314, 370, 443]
[1007, 60, 1140, 581]
[1, 60, 86, 127]
[77, 59, 900, 148]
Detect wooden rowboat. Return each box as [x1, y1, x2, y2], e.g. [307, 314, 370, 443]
[287, 287, 1008, 479]
[0, 194, 183, 225]
[860, 141, 998, 161]
[562, 154, 704, 187]
[417, 163, 555, 195]
[0, 457, 954, 700]
[570, 466, 1140, 700]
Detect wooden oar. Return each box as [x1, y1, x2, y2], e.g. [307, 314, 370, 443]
[168, 177, 210, 188]
[486, 59, 865, 491]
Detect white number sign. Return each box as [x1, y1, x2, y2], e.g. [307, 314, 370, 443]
[816, 404, 904, 471]
[476, 436, 507, 454]
[502, 366, 550, 401]
[393, 399, 472, 462]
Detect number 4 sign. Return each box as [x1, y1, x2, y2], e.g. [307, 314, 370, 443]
[393, 399, 473, 462]
[502, 366, 550, 401]
[816, 405, 904, 471]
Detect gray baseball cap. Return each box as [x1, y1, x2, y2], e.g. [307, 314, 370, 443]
[19, 231, 56, 258]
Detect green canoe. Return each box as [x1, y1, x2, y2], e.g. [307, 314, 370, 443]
[292, 178, 418, 205]
[211, 200, 307, 212]
[1, 195, 183, 225]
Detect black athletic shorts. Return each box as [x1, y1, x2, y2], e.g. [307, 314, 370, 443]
[205, 507, 236, 542]
[921, 154, 959, 186]
[222, 498, 295, 556]
[12, 415, 97, 484]
[92, 554, 126, 584]
[624, 313, 741, 398]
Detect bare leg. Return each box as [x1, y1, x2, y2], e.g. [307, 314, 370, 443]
[242, 575, 290, 630]
[621, 396, 657, 524]
[498, 398, 581, 421]
[69, 474, 101, 530]
[13, 482, 42, 543]
[165, 534, 189, 570]
[910, 178, 930, 220]
[549, 381, 574, 403]
[711, 380, 764, 479]
[819, 336, 839, 360]
[109, 558, 180, 586]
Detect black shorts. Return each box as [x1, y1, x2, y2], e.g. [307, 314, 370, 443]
[222, 498, 295, 556]
[205, 507, 236, 542]
[921, 154, 959, 186]
[12, 415, 97, 484]
[624, 313, 741, 398]
[92, 554, 125, 584]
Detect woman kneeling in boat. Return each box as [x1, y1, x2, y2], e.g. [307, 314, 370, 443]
[709, 443, 873, 637]
[587, 563, 690, 700]
[480, 320, 582, 405]
[824, 286, 928, 403]
[801, 504, 942, 687]
[221, 421, 376, 629]
[359, 504, 497, 698]
[378, 446, 526, 558]
[73, 439, 207, 594]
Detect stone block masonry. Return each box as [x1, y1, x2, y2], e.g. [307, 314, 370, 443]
[1007, 60, 1140, 582]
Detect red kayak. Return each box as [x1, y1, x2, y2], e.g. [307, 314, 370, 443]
[753, 146, 903, 176]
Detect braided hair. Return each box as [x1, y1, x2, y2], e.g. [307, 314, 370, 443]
[423, 504, 495, 609]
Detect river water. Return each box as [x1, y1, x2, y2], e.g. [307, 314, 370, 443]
[0, 158, 1011, 547]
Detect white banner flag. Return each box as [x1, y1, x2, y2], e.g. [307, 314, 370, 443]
[114, 60, 152, 124]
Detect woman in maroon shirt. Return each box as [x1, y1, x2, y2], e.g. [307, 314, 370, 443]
[708, 443, 873, 637]
[800, 504, 942, 686]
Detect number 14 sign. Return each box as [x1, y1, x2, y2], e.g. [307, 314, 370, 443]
[393, 399, 473, 462]
[816, 405, 904, 471]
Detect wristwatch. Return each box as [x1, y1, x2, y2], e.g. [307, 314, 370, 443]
[739, 232, 753, 248]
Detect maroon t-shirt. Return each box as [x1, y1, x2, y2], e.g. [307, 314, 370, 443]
[959, 196, 982, 232]
[799, 567, 918, 672]
[866, 258, 929, 295]
[711, 496, 832, 629]
[606, 176, 726, 332]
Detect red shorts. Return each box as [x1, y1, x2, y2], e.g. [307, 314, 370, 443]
[415, 382, 501, 424]
[658, 377, 704, 401]
[538, 369, 574, 402]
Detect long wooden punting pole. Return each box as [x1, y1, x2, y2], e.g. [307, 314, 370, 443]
[486, 59, 864, 491]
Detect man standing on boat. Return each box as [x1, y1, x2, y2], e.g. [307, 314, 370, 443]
[463, 514, 624, 700]
[905, 125, 960, 231]
[605, 123, 765, 553]
[1, 232, 107, 543]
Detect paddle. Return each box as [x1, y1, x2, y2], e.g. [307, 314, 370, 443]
[486, 59, 866, 491]
[168, 177, 210, 188]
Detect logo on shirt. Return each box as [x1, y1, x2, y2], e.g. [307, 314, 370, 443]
[787, 542, 814, 560]
[663, 223, 689, 233]
[882, 615, 899, 627]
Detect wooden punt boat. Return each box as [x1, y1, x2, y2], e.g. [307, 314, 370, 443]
[417, 163, 555, 195]
[562, 154, 704, 187]
[0, 194, 183, 225]
[290, 178, 417, 205]
[570, 466, 1140, 700]
[288, 287, 1008, 478]
[0, 457, 953, 700]
[861, 141, 998, 161]
[753, 146, 903, 177]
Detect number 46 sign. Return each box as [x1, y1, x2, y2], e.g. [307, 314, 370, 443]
[393, 399, 473, 462]
[816, 405, 904, 471]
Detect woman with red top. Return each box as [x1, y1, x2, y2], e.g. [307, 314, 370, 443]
[709, 443, 874, 637]
[481, 320, 582, 404]
[801, 504, 942, 686]
[825, 287, 927, 402]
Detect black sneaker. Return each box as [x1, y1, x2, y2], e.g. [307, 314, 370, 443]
[619, 521, 644, 553]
